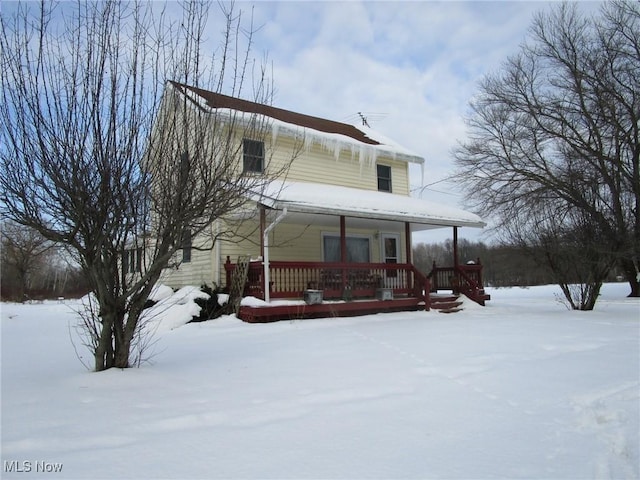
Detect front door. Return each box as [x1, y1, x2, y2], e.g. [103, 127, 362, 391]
[381, 233, 400, 287]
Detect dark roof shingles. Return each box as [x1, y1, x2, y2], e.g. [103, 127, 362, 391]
[170, 81, 380, 146]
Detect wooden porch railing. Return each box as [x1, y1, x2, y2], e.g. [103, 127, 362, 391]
[427, 259, 490, 305]
[224, 257, 430, 306]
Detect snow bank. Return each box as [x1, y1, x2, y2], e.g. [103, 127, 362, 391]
[141, 286, 209, 332]
[148, 284, 174, 302]
[76, 285, 207, 333]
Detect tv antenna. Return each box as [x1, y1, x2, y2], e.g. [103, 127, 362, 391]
[357, 112, 370, 128]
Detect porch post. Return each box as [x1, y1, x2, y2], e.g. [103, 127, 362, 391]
[340, 215, 346, 262]
[340, 215, 347, 295]
[405, 222, 412, 265]
[453, 226, 459, 268]
[405, 222, 413, 291]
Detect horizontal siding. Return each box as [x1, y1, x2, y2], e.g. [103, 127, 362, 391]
[164, 219, 409, 289]
[242, 222, 407, 264]
[159, 233, 216, 289]
[267, 135, 411, 195]
[156, 121, 415, 289]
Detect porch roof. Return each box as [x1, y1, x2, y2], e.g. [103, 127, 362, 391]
[255, 181, 486, 230]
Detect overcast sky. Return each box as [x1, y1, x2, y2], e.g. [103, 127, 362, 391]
[4, 0, 602, 243]
[242, 1, 602, 242]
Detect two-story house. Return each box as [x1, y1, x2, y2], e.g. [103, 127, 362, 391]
[158, 82, 488, 321]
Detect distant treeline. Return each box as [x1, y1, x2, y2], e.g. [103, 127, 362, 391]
[413, 240, 624, 288]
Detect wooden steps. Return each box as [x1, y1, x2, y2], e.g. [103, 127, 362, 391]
[430, 294, 464, 314]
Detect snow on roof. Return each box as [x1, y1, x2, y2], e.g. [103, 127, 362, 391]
[257, 181, 486, 228]
[169, 81, 424, 165]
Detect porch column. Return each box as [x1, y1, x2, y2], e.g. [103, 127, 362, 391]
[340, 216, 348, 296]
[405, 222, 412, 265]
[453, 226, 459, 268]
[340, 215, 346, 262]
[405, 222, 413, 292]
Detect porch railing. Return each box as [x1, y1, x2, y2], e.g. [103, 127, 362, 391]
[427, 259, 489, 305]
[224, 257, 430, 305]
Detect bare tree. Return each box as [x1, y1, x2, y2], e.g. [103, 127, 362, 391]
[504, 203, 616, 309]
[1, 221, 54, 301]
[1, 1, 290, 370]
[454, 1, 640, 301]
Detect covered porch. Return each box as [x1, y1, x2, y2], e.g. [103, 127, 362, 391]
[227, 182, 489, 322]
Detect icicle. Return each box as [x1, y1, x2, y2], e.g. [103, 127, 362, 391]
[271, 122, 280, 145]
[370, 148, 379, 166]
[303, 131, 314, 152]
[333, 141, 341, 161]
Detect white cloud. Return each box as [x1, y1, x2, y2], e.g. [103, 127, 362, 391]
[191, 0, 612, 243]
[254, 2, 553, 166]
[246, 1, 603, 243]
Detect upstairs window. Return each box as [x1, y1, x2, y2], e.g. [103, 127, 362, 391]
[124, 247, 143, 273]
[377, 164, 392, 192]
[243, 139, 264, 174]
[181, 229, 192, 263]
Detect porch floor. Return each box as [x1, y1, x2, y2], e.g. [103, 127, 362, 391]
[238, 296, 426, 323]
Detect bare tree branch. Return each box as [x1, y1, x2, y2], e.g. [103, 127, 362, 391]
[453, 0, 640, 302]
[0, 1, 293, 370]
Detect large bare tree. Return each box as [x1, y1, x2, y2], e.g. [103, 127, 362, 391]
[454, 1, 640, 302]
[0, 1, 289, 370]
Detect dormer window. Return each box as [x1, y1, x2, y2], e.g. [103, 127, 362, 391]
[377, 164, 392, 192]
[243, 139, 264, 173]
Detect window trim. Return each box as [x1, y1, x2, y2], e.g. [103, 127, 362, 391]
[181, 229, 192, 263]
[377, 164, 392, 192]
[242, 138, 265, 174]
[321, 232, 372, 263]
[124, 247, 143, 273]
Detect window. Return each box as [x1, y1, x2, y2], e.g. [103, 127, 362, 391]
[243, 139, 264, 173]
[377, 164, 392, 192]
[323, 235, 370, 263]
[181, 230, 192, 263]
[124, 247, 143, 273]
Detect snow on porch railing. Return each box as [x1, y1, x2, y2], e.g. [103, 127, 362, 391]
[224, 257, 429, 303]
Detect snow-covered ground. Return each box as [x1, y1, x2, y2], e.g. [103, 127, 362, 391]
[1, 284, 638, 479]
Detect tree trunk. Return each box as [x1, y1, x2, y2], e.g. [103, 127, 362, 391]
[113, 333, 132, 369]
[95, 317, 114, 372]
[619, 258, 640, 297]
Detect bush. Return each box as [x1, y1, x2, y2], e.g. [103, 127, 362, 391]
[191, 283, 225, 322]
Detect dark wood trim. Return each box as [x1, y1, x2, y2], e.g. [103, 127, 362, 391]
[224, 260, 430, 304]
[339, 216, 346, 262]
[405, 222, 412, 265]
[453, 226, 459, 268]
[340, 216, 347, 293]
[239, 297, 426, 323]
